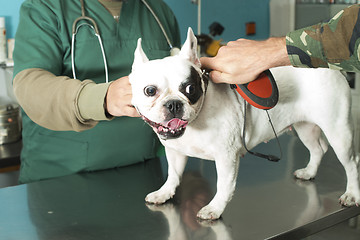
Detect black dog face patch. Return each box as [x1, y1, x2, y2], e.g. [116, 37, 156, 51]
[179, 67, 205, 105]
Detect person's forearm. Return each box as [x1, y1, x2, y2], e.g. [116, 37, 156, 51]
[264, 37, 291, 69]
[77, 81, 113, 120]
[286, 4, 360, 71]
[13, 68, 99, 132]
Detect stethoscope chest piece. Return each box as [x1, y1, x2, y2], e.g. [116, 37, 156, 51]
[170, 47, 181, 56]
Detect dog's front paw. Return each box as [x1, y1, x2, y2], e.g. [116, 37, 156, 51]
[339, 191, 360, 207]
[294, 167, 316, 180]
[145, 189, 174, 204]
[197, 205, 222, 220]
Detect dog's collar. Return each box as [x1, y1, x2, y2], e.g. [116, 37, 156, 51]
[200, 68, 210, 91]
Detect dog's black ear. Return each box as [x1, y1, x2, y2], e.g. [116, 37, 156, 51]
[132, 38, 149, 72]
[180, 28, 200, 68]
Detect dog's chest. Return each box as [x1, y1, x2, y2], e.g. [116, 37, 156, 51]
[160, 128, 216, 160]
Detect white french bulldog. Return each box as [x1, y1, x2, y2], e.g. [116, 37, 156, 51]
[129, 28, 360, 220]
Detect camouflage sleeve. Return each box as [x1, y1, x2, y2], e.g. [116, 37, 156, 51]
[286, 4, 360, 72]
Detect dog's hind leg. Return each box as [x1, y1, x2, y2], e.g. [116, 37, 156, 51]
[145, 147, 188, 204]
[293, 122, 328, 180]
[322, 121, 360, 206]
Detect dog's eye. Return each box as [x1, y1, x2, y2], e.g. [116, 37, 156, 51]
[185, 84, 195, 95]
[144, 85, 157, 97]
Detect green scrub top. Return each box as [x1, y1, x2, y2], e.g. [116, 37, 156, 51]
[13, 0, 180, 183]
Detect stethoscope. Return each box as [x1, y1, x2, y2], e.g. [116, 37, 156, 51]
[71, 0, 176, 83]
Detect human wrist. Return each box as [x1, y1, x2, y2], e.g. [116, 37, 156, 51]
[264, 37, 290, 69]
[78, 82, 113, 121]
[103, 92, 113, 118]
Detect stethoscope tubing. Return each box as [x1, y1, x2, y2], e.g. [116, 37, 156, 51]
[71, 0, 173, 83]
[140, 0, 173, 49]
[71, 23, 109, 83]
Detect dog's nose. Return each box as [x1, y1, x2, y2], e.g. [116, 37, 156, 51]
[165, 100, 183, 116]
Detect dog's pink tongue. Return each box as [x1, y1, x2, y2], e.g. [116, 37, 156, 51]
[166, 118, 188, 130]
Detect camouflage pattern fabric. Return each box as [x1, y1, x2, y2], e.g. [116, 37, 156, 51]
[286, 4, 360, 72]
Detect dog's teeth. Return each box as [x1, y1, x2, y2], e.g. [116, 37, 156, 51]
[163, 128, 168, 132]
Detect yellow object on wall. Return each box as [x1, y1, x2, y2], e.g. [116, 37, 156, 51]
[206, 39, 222, 57]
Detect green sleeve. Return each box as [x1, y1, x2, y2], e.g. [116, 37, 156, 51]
[13, 0, 64, 76]
[13, 1, 108, 131]
[286, 4, 360, 72]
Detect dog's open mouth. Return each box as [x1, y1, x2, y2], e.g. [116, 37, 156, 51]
[141, 116, 188, 139]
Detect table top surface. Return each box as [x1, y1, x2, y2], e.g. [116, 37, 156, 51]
[0, 134, 359, 240]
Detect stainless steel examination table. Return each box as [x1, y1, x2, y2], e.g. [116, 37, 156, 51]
[0, 134, 359, 240]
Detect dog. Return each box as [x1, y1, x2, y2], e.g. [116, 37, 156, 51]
[129, 28, 360, 220]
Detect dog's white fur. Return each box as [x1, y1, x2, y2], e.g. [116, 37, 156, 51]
[130, 28, 360, 220]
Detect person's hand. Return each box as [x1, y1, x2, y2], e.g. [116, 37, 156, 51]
[105, 76, 140, 117]
[200, 37, 290, 84]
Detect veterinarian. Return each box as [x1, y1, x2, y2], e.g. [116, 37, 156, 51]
[12, 0, 180, 183]
[201, 4, 360, 85]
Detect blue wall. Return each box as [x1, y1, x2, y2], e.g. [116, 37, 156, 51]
[0, 0, 271, 41]
[164, 0, 271, 42]
[0, 0, 24, 38]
